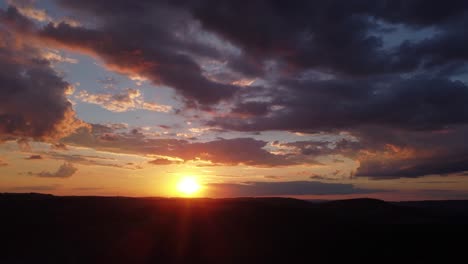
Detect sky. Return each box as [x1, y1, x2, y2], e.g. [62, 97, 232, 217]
[1, 0, 468, 200]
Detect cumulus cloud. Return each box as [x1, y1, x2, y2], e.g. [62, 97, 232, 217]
[280, 126, 468, 178]
[76, 89, 171, 113]
[209, 77, 468, 132]
[3, 1, 468, 180]
[0, 17, 86, 142]
[1, 2, 240, 105]
[179, 0, 468, 76]
[36, 162, 77, 178]
[349, 127, 468, 178]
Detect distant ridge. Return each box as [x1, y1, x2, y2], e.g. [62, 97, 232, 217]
[1, 193, 467, 263]
[322, 198, 388, 208]
[0, 192, 54, 199]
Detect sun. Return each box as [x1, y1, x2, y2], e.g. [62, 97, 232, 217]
[176, 177, 201, 196]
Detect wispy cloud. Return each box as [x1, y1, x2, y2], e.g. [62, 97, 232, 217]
[76, 89, 171, 113]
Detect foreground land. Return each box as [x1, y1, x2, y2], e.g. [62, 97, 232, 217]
[1, 193, 467, 263]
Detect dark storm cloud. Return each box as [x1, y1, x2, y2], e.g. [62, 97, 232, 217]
[3, 0, 468, 105]
[230, 102, 271, 117]
[180, 1, 388, 76]
[188, 0, 468, 134]
[0, 12, 86, 141]
[3, 0, 468, 180]
[263, 125, 468, 178]
[210, 76, 468, 131]
[39, 31, 233, 105]
[180, 0, 468, 75]
[285, 126, 468, 178]
[1, 2, 239, 105]
[207, 181, 381, 197]
[350, 126, 468, 178]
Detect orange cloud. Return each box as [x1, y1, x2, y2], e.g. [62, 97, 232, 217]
[76, 89, 171, 113]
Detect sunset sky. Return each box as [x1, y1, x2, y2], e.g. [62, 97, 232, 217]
[2, 0, 468, 200]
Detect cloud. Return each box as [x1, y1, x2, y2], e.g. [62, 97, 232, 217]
[0, 16, 87, 141]
[104, 123, 129, 130]
[76, 89, 171, 113]
[40, 152, 142, 170]
[26, 155, 42, 160]
[51, 142, 68, 150]
[182, 138, 299, 166]
[180, 0, 468, 76]
[3, 1, 468, 181]
[36, 162, 77, 178]
[7, 0, 52, 22]
[258, 126, 468, 179]
[148, 158, 181, 165]
[209, 77, 468, 132]
[230, 101, 271, 117]
[7, 0, 79, 26]
[327, 126, 468, 179]
[1, 3, 240, 105]
[207, 181, 382, 197]
[4, 1, 468, 107]
[309, 175, 334, 181]
[264, 175, 282, 180]
[41, 50, 78, 64]
[61, 122, 468, 177]
[63, 126, 301, 167]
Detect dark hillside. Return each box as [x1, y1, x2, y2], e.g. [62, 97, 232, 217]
[1, 194, 467, 263]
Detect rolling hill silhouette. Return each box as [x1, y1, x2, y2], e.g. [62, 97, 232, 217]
[1, 193, 467, 263]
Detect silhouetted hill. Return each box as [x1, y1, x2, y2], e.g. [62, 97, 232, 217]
[0, 194, 467, 263]
[398, 200, 468, 215]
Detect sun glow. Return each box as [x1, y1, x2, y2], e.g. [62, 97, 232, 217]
[176, 177, 201, 196]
